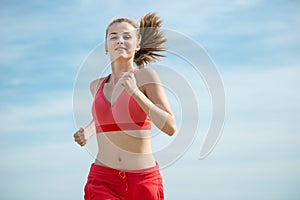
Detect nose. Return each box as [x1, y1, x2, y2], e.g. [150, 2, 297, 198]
[117, 37, 124, 44]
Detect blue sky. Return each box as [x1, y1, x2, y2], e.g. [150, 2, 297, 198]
[1, 0, 300, 199]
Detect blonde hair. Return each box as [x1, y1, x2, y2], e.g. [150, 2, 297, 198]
[105, 12, 167, 68]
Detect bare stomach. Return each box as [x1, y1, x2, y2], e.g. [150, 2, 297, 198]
[94, 130, 156, 170]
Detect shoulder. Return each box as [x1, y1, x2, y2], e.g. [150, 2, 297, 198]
[135, 68, 163, 97]
[90, 77, 105, 97]
[135, 68, 160, 85]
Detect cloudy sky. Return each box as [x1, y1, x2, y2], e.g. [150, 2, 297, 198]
[1, 0, 300, 199]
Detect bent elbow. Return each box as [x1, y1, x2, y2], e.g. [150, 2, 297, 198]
[164, 118, 176, 136]
[167, 124, 176, 136]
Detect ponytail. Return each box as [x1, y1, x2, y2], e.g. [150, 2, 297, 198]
[134, 12, 167, 68]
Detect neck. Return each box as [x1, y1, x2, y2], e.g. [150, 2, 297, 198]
[110, 59, 134, 84]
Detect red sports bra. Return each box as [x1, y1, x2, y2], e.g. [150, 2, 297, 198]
[92, 71, 152, 133]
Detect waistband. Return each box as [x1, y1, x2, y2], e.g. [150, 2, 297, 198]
[89, 162, 160, 177]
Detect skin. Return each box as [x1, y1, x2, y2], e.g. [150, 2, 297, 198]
[73, 22, 176, 170]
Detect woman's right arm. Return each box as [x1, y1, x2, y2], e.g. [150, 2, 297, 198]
[73, 78, 103, 146]
[73, 120, 95, 146]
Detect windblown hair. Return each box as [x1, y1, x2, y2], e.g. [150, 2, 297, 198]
[105, 12, 167, 68]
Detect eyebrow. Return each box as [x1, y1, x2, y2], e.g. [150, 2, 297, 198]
[109, 32, 118, 36]
[109, 31, 132, 36]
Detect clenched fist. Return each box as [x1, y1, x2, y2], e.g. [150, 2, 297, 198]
[119, 71, 138, 96]
[73, 128, 88, 146]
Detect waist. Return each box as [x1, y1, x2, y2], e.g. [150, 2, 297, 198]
[97, 130, 153, 152]
[95, 130, 155, 170]
[95, 151, 156, 171]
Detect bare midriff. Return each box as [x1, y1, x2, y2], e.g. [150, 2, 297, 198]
[94, 129, 156, 170]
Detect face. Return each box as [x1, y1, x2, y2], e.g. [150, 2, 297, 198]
[106, 22, 140, 61]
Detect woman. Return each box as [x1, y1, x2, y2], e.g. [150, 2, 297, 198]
[74, 12, 176, 200]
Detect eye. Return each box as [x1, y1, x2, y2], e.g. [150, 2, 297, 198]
[123, 35, 132, 40]
[110, 36, 118, 40]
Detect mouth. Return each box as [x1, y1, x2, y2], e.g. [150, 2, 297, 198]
[115, 47, 127, 51]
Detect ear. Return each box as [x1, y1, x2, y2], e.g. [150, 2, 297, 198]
[136, 46, 141, 52]
[136, 36, 141, 51]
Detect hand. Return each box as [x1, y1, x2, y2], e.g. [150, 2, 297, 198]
[119, 71, 139, 96]
[73, 128, 88, 146]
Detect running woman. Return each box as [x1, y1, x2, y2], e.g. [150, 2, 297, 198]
[74, 12, 176, 200]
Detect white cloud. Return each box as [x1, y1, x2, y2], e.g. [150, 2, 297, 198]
[1, 1, 300, 199]
[0, 90, 74, 134]
[223, 65, 300, 114]
[0, 141, 93, 200]
[162, 158, 300, 200]
[199, 65, 300, 163]
[151, 0, 262, 35]
[159, 63, 300, 198]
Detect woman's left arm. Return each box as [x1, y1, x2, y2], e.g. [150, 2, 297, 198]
[120, 68, 176, 136]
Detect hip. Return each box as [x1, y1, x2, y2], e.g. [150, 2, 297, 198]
[84, 162, 164, 199]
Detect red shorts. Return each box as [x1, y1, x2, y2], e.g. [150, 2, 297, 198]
[84, 162, 164, 200]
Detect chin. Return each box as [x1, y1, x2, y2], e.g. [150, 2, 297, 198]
[112, 54, 131, 61]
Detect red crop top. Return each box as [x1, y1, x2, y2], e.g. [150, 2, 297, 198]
[92, 72, 152, 133]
